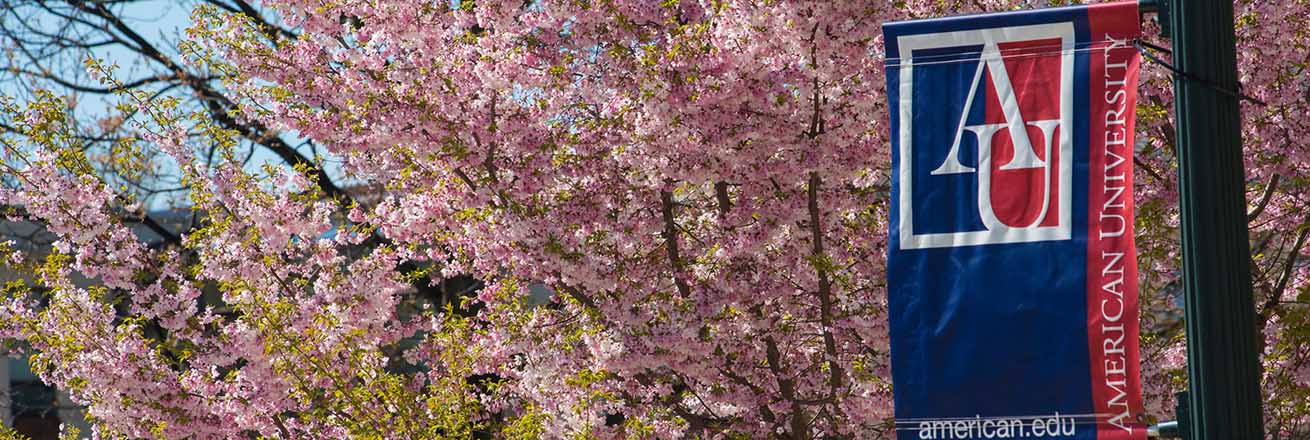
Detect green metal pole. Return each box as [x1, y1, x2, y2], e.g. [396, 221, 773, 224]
[1168, 0, 1264, 438]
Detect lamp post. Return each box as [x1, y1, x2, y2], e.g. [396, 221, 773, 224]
[1164, 0, 1265, 438]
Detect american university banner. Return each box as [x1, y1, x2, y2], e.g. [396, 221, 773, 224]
[883, 3, 1144, 440]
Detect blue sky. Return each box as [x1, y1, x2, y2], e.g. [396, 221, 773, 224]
[2, 0, 349, 211]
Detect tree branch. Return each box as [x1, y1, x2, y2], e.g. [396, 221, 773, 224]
[1248, 173, 1280, 222]
[714, 181, 732, 218]
[764, 335, 808, 439]
[73, 1, 353, 205]
[807, 173, 844, 402]
[660, 188, 692, 298]
[1262, 225, 1307, 324]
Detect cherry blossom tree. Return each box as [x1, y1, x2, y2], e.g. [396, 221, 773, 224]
[0, 0, 1307, 438]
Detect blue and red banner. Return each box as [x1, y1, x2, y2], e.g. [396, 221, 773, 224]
[884, 3, 1144, 439]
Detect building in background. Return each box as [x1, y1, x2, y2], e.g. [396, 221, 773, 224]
[0, 207, 195, 439]
[0, 219, 94, 438]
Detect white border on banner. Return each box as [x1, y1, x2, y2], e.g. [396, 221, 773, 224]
[896, 23, 1075, 250]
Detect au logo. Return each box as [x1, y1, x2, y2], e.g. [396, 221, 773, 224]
[896, 23, 1075, 250]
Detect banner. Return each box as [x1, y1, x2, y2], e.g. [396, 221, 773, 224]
[883, 3, 1144, 439]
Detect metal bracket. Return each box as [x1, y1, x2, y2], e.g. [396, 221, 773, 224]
[1150, 421, 1181, 439]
